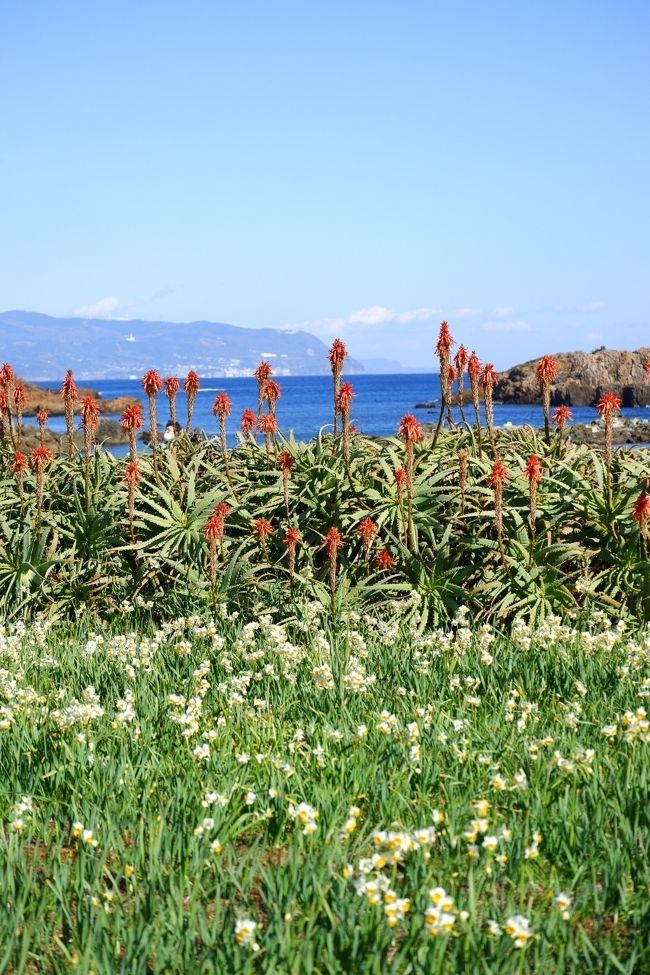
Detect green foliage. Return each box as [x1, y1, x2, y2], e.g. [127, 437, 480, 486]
[0, 429, 648, 624]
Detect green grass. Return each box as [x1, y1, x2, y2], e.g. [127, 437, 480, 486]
[1, 599, 649, 973]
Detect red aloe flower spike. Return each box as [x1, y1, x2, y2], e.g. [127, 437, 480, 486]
[338, 381, 355, 467]
[254, 518, 274, 540]
[487, 459, 508, 487]
[277, 450, 294, 518]
[394, 467, 407, 497]
[524, 454, 542, 542]
[595, 391, 622, 481]
[328, 339, 348, 434]
[10, 451, 29, 474]
[397, 413, 422, 508]
[454, 345, 468, 372]
[241, 408, 256, 438]
[435, 320, 454, 356]
[212, 391, 233, 483]
[466, 351, 484, 450]
[183, 370, 200, 433]
[536, 356, 558, 443]
[254, 518, 274, 558]
[121, 403, 143, 462]
[257, 412, 278, 458]
[595, 391, 622, 417]
[487, 458, 508, 552]
[0, 363, 15, 388]
[10, 449, 28, 501]
[123, 459, 141, 538]
[263, 380, 282, 417]
[457, 448, 468, 514]
[523, 454, 543, 484]
[398, 413, 422, 444]
[375, 548, 396, 571]
[254, 361, 273, 416]
[284, 525, 301, 584]
[357, 517, 377, 567]
[553, 405, 572, 429]
[164, 376, 180, 429]
[324, 526, 343, 604]
[59, 370, 79, 458]
[142, 370, 164, 478]
[30, 443, 53, 518]
[434, 321, 455, 432]
[277, 450, 294, 474]
[536, 355, 558, 384]
[632, 490, 650, 540]
[12, 383, 26, 448]
[481, 364, 498, 456]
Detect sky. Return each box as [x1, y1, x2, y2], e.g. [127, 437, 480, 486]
[1, 0, 649, 369]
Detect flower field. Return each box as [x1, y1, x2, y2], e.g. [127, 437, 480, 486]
[2, 604, 650, 972]
[1, 328, 649, 971]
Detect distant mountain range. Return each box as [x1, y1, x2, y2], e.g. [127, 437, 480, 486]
[0, 310, 372, 380]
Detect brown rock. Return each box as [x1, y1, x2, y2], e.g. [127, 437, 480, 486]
[494, 347, 650, 407]
[17, 379, 138, 417]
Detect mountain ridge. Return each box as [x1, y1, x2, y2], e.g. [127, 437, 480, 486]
[0, 310, 365, 380]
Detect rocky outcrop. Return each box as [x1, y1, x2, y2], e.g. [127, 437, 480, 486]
[9, 420, 130, 453]
[494, 347, 650, 407]
[17, 379, 138, 417]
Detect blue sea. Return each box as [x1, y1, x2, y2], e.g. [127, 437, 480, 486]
[43, 374, 650, 455]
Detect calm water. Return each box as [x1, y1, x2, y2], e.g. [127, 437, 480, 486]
[43, 374, 650, 455]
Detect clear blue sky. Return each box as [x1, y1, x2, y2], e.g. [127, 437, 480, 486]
[2, 0, 648, 368]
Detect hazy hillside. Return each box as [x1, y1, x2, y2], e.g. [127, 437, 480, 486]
[0, 311, 365, 380]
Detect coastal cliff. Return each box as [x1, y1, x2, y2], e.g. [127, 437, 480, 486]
[494, 347, 650, 407]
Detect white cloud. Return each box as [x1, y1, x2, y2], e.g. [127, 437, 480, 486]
[309, 305, 441, 335]
[73, 296, 128, 319]
[481, 319, 530, 333]
[492, 306, 515, 319]
[584, 330, 604, 344]
[580, 300, 605, 313]
[454, 307, 483, 319]
[346, 305, 439, 327]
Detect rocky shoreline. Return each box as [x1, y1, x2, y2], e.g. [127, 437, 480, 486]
[420, 417, 650, 447]
[493, 346, 650, 407]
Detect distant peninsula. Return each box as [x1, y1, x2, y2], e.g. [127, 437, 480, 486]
[0, 310, 365, 380]
[495, 346, 650, 407]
